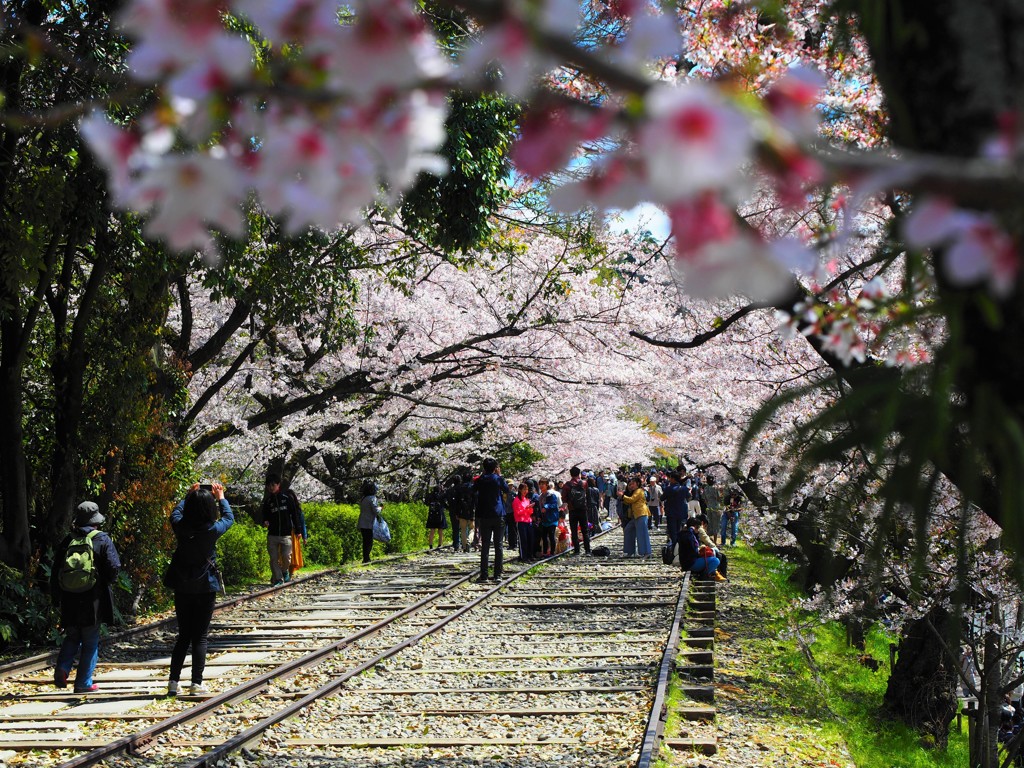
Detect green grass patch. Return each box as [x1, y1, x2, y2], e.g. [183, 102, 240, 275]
[708, 544, 969, 768]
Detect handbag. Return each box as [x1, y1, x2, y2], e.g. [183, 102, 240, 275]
[290, 531, 305, 575]
[699, 545, 714, 559]
[372, 514, 391, 544]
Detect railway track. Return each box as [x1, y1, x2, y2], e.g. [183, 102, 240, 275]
[0, 525, 720, 768]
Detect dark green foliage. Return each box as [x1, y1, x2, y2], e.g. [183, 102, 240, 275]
[216, 518, 270, 585]
[0, 562, 56, 652]
[401, 92, 519, 254]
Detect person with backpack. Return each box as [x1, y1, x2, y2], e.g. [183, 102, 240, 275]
[563, 466, 592, 556]
[445, 474, 464, 551]
[261, 473, 305, 585]
[165, 482, 234, 696]
[425, 482, 448, 549]
[51, 502, 121, 693]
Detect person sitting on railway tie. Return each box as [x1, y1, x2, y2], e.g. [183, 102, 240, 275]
[680, 516, 726, 581]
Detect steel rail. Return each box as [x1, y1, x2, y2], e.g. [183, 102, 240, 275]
[177, 550, 570, 768]
[636, 570, 691, 768]
[0, 542, 433, 679]
[177, 524, 624, 768]
[0, 569, 338, 679]
[54, 565, 479, 768]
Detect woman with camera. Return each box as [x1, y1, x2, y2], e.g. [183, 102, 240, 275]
[164, 483, 234, 697]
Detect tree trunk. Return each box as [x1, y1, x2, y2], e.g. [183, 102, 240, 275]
[884, 606, 959, 749]
[0, 361, 31, 569]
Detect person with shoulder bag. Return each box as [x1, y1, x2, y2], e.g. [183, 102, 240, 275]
[51, 502, 121, 693]
[679, 517, 725, 581]
[357, 479, 381, 564]
[165, 483, 234, 696]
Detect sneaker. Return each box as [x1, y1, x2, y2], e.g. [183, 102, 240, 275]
[491, 575, 502, 582]
[166, 680, 179, 697]
[54, 668, 68, 689]
[474, 576, 489, 584]
[713, 572, 727, 582]
[189, 683, 210, 696]
[74, 684, 100, 693]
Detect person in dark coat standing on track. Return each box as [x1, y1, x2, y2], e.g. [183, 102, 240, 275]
[562, 466, 592, 556]
[51, 502, 121, 693]
[472, 458, 510, 582]
[261, 473, 304, 585]
[357, 479, 381, 564]
[165, 483, 234, 697]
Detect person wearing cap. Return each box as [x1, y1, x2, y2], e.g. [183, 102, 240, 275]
[50, 502, 121, 693]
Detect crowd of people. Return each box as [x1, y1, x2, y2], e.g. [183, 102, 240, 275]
[49, 460, 745, 695]
[420, 460, 747, 582]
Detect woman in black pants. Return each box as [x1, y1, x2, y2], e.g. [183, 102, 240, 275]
[165, 483, 234, 696]
[357, 479, 380, 564]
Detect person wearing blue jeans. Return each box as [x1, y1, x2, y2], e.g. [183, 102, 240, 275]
[51, 502, 121, 693]
[720, 507, 739, 546]
[679, 517, 726, 581]
[619, 478, 651, 557]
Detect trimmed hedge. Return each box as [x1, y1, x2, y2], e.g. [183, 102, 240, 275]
[215, 501, 431, 583]
[303, 501, 429, 565]
[216, 517, 269, 585]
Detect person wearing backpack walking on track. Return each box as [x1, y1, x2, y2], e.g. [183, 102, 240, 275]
[563, 466, 591, 556]
[51, 502, 121, 693]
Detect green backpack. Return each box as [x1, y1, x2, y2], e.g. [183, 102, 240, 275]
[59, 530, 100, 593]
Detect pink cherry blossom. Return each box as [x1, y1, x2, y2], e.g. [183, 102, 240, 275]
[763, 65, 826, 140]
[119, 0, 234, 80]
[132, 151, 246, 251]
[639, 81, 754, 201]
[904, 197, 1021, 296]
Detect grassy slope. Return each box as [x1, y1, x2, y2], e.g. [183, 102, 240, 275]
[659, 544, 968, 768]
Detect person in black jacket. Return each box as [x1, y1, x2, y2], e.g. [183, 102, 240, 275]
[165, 483, 234, 696]
[261, 473, 304, 585]
[51, 502, 121, 693]
[472, 458, 510, 582]
[445, 474, 463, 551]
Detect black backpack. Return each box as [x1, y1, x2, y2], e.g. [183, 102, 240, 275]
[457, 483, 475, 519]
[565, 480, 587, 512]
[661, 541, 675, 565]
